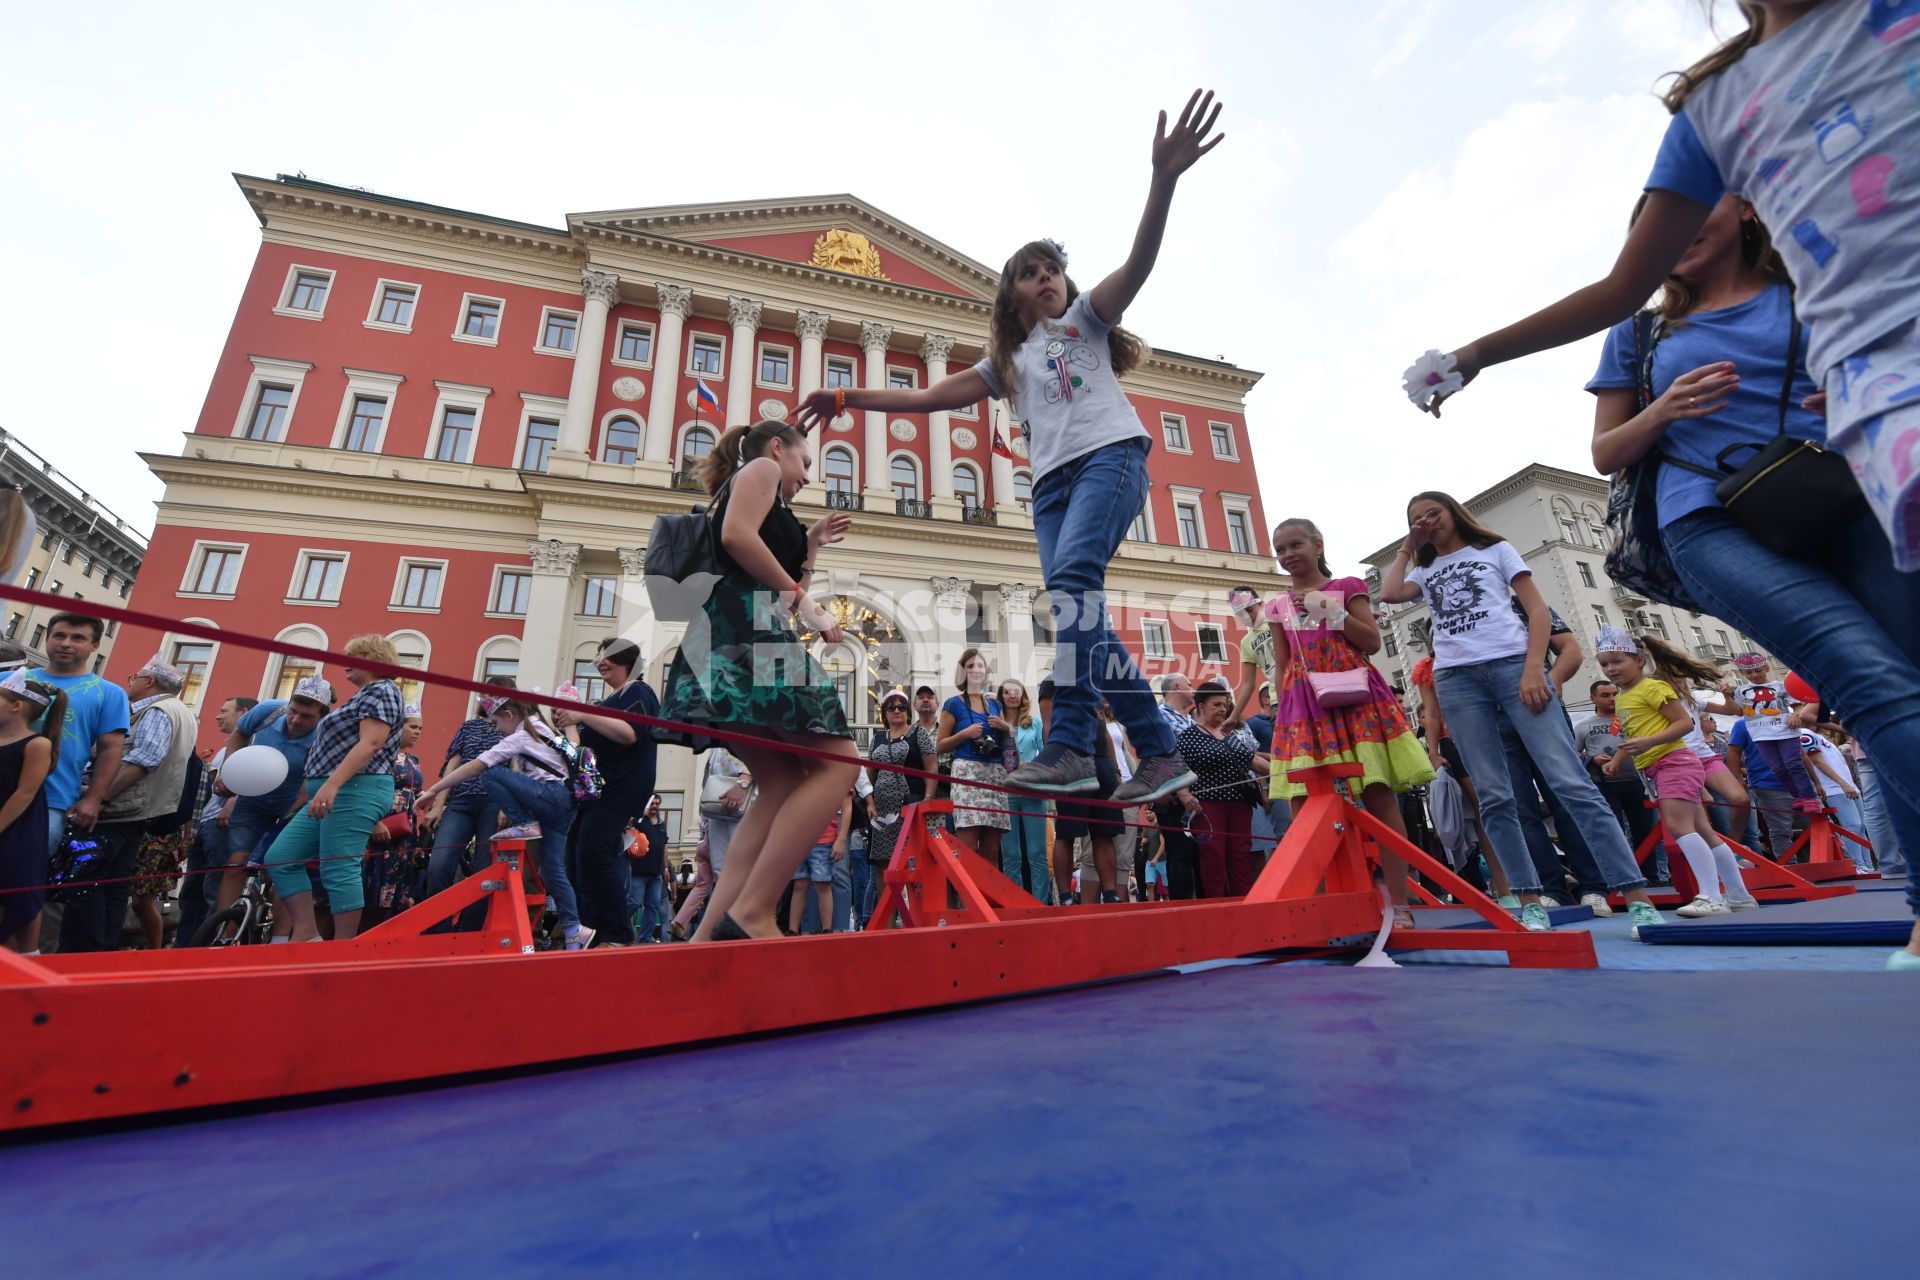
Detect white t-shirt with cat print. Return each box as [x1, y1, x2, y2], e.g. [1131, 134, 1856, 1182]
[1406, 541, 1533, 671]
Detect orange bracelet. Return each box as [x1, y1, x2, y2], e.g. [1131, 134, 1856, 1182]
[834, 387, 846, 417]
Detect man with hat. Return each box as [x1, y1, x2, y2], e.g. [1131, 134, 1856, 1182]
[210, 674, 334, 921]
[59, 655, 200, 952]
[1229, 586, 1277, 721]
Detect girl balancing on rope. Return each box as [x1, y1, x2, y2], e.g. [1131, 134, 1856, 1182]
[798, 89, 1225, 807]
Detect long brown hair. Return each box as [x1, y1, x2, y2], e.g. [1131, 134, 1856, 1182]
[695, 418, 804, 494]
[1407, 491, 1506, 568]
[1630, 192, 1788, 324]
[989, 241, 1146, 406]
[1661, 3, 1765, 112]
[1639, 634, 1724, 689]
[998, 678, 1033, 729]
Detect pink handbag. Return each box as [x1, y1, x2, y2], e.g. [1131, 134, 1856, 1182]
[1306, 669, 1372, 708]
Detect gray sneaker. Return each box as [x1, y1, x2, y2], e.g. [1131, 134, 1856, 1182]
[1111, 754, 1199, 806]
[1005, 744, 1099, 795]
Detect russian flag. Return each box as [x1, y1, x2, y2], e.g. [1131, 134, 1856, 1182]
[695, 378, 720, 412]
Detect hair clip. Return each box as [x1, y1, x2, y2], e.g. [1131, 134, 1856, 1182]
[1044, 238, 1068, 266]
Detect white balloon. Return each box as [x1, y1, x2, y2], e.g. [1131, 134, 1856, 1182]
[220, 744, 290, 798]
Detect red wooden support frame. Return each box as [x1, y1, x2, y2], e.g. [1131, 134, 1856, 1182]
[1610, 821, 1855, 909]
[0, 765, 1591, 1133]
[1773, 811, 1878, 883]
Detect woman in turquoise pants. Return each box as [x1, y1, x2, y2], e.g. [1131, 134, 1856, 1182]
[997, 680, 1052, 903]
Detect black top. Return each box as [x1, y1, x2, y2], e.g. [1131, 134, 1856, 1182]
[1175, 724, 1260, 807]
[634, 815, 670, 877]
[712, 481, 808, 583]
[581, 680, 660, 819]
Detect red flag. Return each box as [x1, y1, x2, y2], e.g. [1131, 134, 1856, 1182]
[992, 427, 1016, 460]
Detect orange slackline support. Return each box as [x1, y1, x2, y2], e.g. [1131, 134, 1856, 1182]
[1609, 819, 1857, 910]
[0, 764, 1595, 1133]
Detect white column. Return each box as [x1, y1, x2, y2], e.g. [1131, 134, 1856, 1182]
[989, 399, 1027, 527]
[614, 546, 664, 674]
[644, 283, 692, 467]
[794, 309, 832, 503]
[726, 295, 763, 429]
[556, 269, 619, 465]
[859, 321, 893, 501]
[521, 537, 581, 695]
[930, 575, 972, 697]
[921, 334, 957, 506]
[998, 582, 1040, 688]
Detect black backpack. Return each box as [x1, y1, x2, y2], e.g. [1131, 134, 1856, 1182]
[642, 476, 733, 622]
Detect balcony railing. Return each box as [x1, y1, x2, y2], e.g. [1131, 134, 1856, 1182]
[894, 498, 933, 520]
[960, 504, 997, 526]
[824, 490, 865, 512]
[1611, 584, 1647, 606]
[672, 467, 705, 492]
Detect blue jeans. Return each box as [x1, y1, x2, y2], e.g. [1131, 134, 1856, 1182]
[1664, 505, 1920, 915]
[629, 872, 667, 940]
[1498, 719, 1607, 899]
[1001, 799, 1052, 899]
[480, 769, 578, 930]
[1433, 656, 1648, 894]
[1030, 438, 1175, 762]
[1856, 760, 1908, 874]
[172, 818, 223, 947]
[1825, 793, 1873, 871]
[849, 855, 872, 929]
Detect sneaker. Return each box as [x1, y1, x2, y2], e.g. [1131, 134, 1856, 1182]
[1005, 744, 1100, 795]
[1579, 892, 1614, 918]
[494, 822, 543, 841]
[1887, 950, 1920, 971]
[1496, 894, 1521, 910]
[1725, 895, 1761, 912]
[1628, 900, 1663, 940]
[668, 921, 689, 942]
[1519, 902, 1552, 932]
[567, 925, 595, 952]
[1793, 797, 1825, 815]
[1098, 889, 1123, 905]
[1111, 754, 1200, 806]
[1675, 896, 1730, 918]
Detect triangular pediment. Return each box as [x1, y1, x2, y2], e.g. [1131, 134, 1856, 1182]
[569, 195, 999, 300]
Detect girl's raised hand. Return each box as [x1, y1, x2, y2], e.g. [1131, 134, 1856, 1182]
[1653, 361, 1739, 424]
[794, 390, 837, 430]
[808, 510, 853, 548]
[1152, 88, 1225, 181]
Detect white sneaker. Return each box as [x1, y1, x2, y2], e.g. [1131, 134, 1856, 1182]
[1725, 895, 1761, 912]
[1674, 896, 1730, 918]
[567, 925, 595, 952]
[1579, 893, 1614, 918]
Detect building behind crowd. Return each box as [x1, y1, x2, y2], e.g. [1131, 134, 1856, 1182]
[1, 429, 146, 668]
[108, 174, 1280, 843]
[1362, 463, 1771, 718]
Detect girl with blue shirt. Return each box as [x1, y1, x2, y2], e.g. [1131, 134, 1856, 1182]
[797, 90, 1224, 807]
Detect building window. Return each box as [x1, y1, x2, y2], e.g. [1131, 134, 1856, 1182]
[491, 569, 531, 616]
[658, 793, 685, 845]
[688, 334, 725, 376]
[537, 308, 579, 354]
[825, 358, 855, 390]
[823, 446, 856, 494]
[1647, 613, 1669, 640]
[1691, 625, 1706, 648]
[615, 322, 653, 365]
[344, 396, 387, 453]
[1576, 561, 1595, 588]
[292, 553, 346, 604]
[483, 656, 519, 685]
[5, 613, 20, 640]
[1589, 521, 1607, 547]
[1196, 623, 1228, 663]
[186, 545, 243, 597]
[60, 541, 74, 564]
[284, 269, 331, 315]
[24, 568, 37, 590]
[392, 640, 427, 708]
[29, 625, 44, 649]
[1141, 619, 1172, 659]
[572, 660, 608, 704]
[434, 407, 477, 463]
[48, 579, 62, 595]
[394, 561, 445, 610]
[1162, 414, 1189, 451]
[519, 418, 559, 472]
[887, 368, 915, 391]
[106, 620, 117, 639]
[758, 344, 792, 388]
[1175, 501, 1203, 548]
[602, 418, 641, 466]
[39, 531, 52, 551]
[1559, 517, 1580, 545]
[1383, 629, 1399, 658]
[245, 384, 294, 441]
[1013, 470, 1033, 509]
[1209, 421, 1236, 459]
[581, 576, 618, 617]
[891, 456, 920, 502]
[372, 282, 416, 328]
[954, 464, 981, 511]
[1127, 510, 1149, 542]
[169, 641, 215, 709]
[81, 555, 94, 579]
[681, 426, 716, 467]
[458, 296, 503, 342]
[1591, 604, 1609, 632]
[1717, 629, 1731, 650]
[1225, 508, 1254, 555]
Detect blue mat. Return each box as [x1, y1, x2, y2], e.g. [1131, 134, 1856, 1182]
[1637, 919, 1911, 945]
[3, 967, 1912, 1277]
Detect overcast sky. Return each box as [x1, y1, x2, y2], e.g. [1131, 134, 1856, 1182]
[2, 0, 1732, 571]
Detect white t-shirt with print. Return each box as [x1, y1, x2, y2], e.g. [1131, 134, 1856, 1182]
[1798, 729, 1853, 798]
[1735, 680, 1798, 742]
[1406, 541, 1533, 670]
[971, 293, 1150, 481]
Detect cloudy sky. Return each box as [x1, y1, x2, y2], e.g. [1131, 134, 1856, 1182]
[1, 0, 1732, 571]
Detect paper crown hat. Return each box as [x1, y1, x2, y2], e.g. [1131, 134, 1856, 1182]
[290, 675, 335, 705]
[1593, 624, 1641, 655]
[0, 668, 49, 706]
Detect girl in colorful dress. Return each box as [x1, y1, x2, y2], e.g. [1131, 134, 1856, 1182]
[659, 419, 859, 942]
[797, 90, 1225, 807]
[0, 671, 62, 953]
[1595, 627, 1760, 918]
[1266, 518, 1433, 926]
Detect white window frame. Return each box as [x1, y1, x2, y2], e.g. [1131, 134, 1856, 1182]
[425, 380, 493, 463]
[612, 319, 655, 368]
[1219, 492, 1255, 556]
[534, 305, 581, 357]
[755, 340, 795, 390]
[390, 557, 449, 613]
[952, 461, 984, 510]
[230, 356, 313, 441]
[1126, 496, 1157, 543]
[579, 575, 619, 618]
[885, 364, 918, 391]
[686, 331, 727, 378]
[329, 368, 406, 452]
[1577, 561, 1596, 588]
[1170, 485, 1207, 549]
[178, 540, 248, 600]
[475, 635, 522, 690]
[1161, 413, 1191, 454]
[823, 356, 857, 391]
[486, 567, 532, 619]
[363, 278, 420, 333]
[286, 549, 351, 607]
[163, 621, 222, 713]
[677, 420, 720, 469]
[386, 630, 432, 708]
[1195, 621, 1229, 664]
[510, 392, 569, 472]
[1208, 420, 1239, 461]
[1012, 468, 1033, 508]
[453, 292, 506, 347]
[259, 624, 329, 702]
[1141, 617, 1173, 660]
[888, 450, 923, 502]
[951, 398, 979, 419]
[274, 264, 335, 320]
[822, 443, 859, 493]
[599, 410, 644, 466]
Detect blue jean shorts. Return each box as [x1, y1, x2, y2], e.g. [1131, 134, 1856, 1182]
[792, 843, 834, 883]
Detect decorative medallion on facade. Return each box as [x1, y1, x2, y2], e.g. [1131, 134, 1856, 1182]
[889, 419, 917, 443]
[950, 427, 977, 451]
[811, 229, 889, 280]
[611, 376, 646, 402]
[829, 414, 855, 433]
[758, 399, 789, 420]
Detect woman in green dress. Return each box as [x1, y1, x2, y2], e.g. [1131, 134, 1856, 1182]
[662, 418, 860, 941]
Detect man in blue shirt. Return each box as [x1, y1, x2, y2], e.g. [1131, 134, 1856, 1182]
[1727, 718, 1795, 862]
[212, 676, 331, 917]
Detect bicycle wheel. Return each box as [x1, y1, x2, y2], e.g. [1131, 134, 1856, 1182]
[192, 902, 249, 948]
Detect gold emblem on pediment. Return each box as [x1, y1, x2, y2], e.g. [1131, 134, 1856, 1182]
[810, 229, 889, 280]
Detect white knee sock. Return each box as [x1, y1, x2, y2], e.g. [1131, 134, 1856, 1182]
[1675, 833, 1724, 903]
[1710, 842, 1752, 900]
